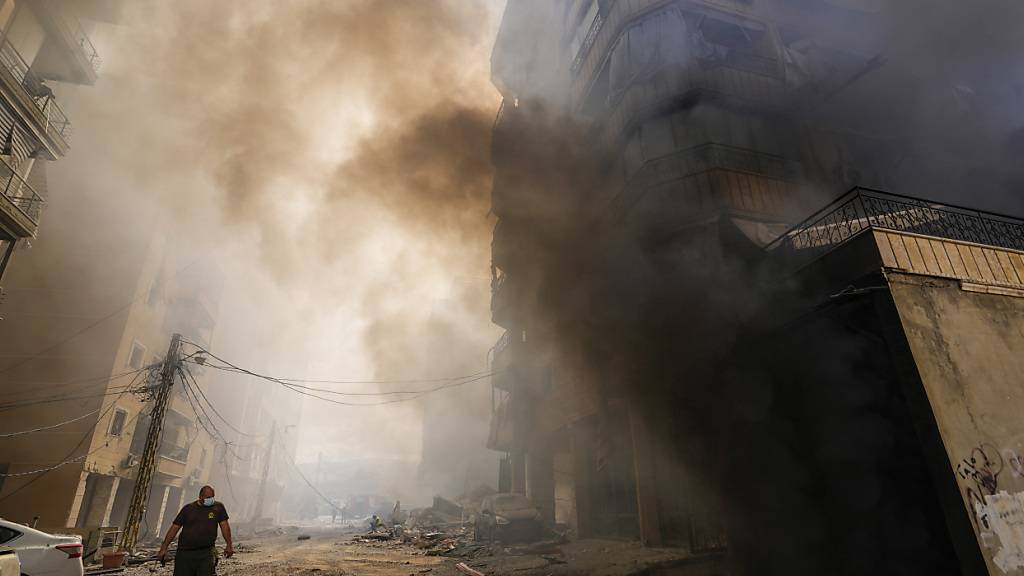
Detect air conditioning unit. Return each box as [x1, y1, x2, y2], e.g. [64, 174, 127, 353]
[122, 454, 138, 469]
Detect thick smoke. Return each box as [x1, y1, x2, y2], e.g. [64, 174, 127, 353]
[51, 0, 504, 501]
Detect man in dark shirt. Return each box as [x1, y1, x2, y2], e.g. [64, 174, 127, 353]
[157, 485, 233, 576]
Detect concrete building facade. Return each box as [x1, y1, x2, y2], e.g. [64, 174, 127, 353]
[0, 0, 102, 285]
[488, 1, 1024, 574]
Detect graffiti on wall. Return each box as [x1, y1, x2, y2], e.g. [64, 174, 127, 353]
[958, 443, 1004, 530]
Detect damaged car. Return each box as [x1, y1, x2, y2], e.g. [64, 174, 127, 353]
[474, 493, 542, 543]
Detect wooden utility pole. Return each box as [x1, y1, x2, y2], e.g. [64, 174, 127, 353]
[120, 333, 181, 552]
[253, 420, 276, 522]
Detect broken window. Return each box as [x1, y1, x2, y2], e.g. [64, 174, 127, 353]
[109, 408, 128, 436]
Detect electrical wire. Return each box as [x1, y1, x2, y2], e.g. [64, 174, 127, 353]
[181, 344, 496, 405]
[273, 435, 339, 512]
[0, 255, 214, 379]
[0, 371, 149, 490]
[0, 366, 150, 407]
[179, 365, 262, 438]
[0, 408, 102, 438]
[176, 371, 251, 462]
[180, 338, 491, 386]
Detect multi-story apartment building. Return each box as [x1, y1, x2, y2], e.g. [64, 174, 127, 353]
[488, 1, 1024, 573]
[0, 228, 225, 552]
[0, 0, 101, 285]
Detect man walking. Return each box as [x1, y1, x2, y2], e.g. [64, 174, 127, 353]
[157, 485, 234, 575]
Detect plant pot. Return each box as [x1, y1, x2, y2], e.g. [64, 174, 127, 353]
[101, 551, 126, 569]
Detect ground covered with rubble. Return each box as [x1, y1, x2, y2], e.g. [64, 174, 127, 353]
[118, 527, 723, 576]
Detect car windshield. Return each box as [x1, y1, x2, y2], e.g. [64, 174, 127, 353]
[491, 494, 532, 511]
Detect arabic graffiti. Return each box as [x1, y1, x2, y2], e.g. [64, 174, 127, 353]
[958, 443, 1004, 531]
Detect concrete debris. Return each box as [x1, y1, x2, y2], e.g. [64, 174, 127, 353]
[454, 562, 486, 576]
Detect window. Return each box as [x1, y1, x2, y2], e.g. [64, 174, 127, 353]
[128, 341, 146, 369]
[109, 408, 128, 436]
[0, 524, 19, 545]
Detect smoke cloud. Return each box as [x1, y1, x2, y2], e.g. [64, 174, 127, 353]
[48, 0, 505, 502]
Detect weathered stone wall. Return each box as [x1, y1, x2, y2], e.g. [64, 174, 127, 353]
[890, 272, 1024, 575]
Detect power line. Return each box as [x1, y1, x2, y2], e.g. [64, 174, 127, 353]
[179, 365, 262, 438]
[274, 435, 339, 513]
[0, 255, 212, 379]
[0, 383, 153, 411]
[0, 371, 148, 496]
[182, 344, 496, 405]
[194, 359, 492, 396]
[181, 338, 490, 386]
[0, 367, 151, 407]
[175, 371, 252, 462]
[0, 408, 102, 438]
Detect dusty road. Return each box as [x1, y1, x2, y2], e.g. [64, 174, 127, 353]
[125, 529, 445, 576]
[122, 528, 724, 576]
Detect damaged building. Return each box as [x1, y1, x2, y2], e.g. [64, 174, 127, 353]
[487, 1, 1024, 574]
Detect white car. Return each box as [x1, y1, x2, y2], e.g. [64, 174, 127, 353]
[0, 519, 83, 576]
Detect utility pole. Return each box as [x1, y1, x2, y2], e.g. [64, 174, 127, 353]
[120, 333, 181, 552]
[253, 420, 276, 522]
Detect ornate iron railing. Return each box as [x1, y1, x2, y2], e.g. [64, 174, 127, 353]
[0, 157, 44, 226]
[765, 187, 1024, 266]
[0, 39, 73, 145]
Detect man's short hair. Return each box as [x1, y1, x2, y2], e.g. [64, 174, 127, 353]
[199, 485, 215, 497]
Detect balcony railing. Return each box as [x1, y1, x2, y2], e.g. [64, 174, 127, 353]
[765, 187, 1024, 268]
[160, 442, 190, 463]
[602, 57, 786, 141]
[0, 157, 44, 232]
[571, 10, 605, 73]
[51, 9, 102, 73]
[0, 39, 72, 146]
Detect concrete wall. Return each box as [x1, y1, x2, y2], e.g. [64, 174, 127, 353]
[889, 272, 1024, 575]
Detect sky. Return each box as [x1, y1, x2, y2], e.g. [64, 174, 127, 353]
[52, 0, 507, 466]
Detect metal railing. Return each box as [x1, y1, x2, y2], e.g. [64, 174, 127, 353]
[52, 9, 102, 73]
[765, 187, 1024, 266]
[495, 330, 512, 359]
[159, 442, 190, 463]
[571, 10, 605, 73]
[0, 157, 44, 226]
[0, 39, 73, 145]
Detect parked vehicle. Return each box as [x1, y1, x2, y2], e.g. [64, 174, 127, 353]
[0, 546, 20, 576]
[474, 493, 542, 543]
[0, 519, 83, 576]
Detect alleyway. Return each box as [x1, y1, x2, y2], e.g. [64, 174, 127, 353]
[121, 528, 723, 576]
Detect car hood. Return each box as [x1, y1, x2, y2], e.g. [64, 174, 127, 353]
[495, 508, 540, 521]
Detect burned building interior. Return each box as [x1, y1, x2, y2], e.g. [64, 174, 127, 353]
[1, 0, 1024, 575]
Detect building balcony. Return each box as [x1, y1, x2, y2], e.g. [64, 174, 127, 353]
[30, 0, 102, 85]
[159, 441, 190, 464]
[491, 330, 516, 391]
[0, 39, 72, 157]
[765, 187, 1024, 272]
[601, 57, 786, 143]
[0, 158, 44, 238]
[157, 455, 187, 479]
[491, 271, 515, 329]
[570, 0, 765, 107]
[611, 143, 801, 226]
